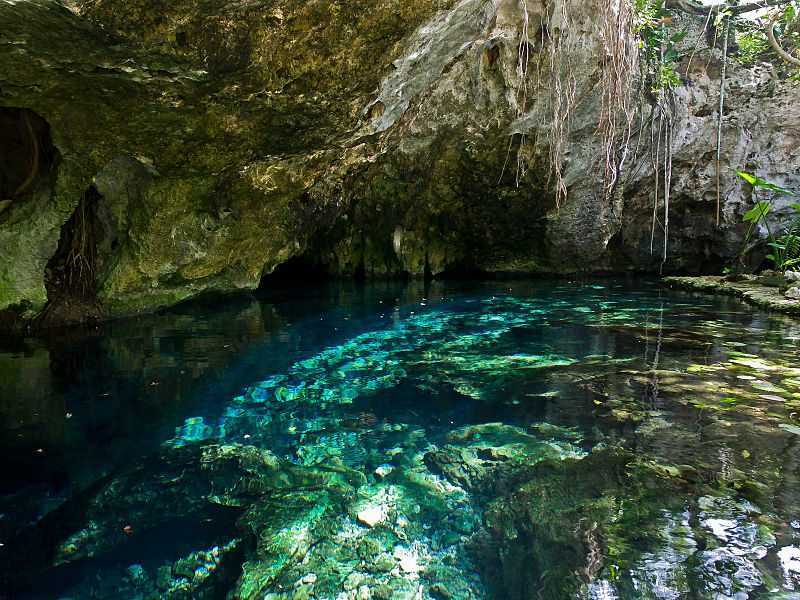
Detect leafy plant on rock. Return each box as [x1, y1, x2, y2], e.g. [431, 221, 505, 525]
[736, 170, 799, 271]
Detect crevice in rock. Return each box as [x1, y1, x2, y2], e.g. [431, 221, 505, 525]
[483, 43, 500, 68]
[36, 186, 104, 329]
[367, 100, 385, 120]
[353, 253, 367, 283]
[0, 107, 57, 217]
[435, 261, 486, 280]
[423, 252, 433, 282]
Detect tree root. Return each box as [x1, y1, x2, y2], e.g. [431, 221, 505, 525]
[766, 10, 800, 67]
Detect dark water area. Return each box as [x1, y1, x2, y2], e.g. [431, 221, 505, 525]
[1, 278, 800, 599]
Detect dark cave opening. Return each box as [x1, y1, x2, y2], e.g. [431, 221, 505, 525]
[258, 254, 330, 289]
[37, 186, 103, 328]
[0, 107, 57, 212]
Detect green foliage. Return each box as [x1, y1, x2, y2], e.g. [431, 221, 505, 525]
[634, 0, 660, 25]
[766, 238, 800, 270]
[736, 30, 770, 65]
[656, 62, 681, 89]
[780, 3, 800, 71]
[780, 1, 800, 42]
[736, 171, 799, 272]
[766, 204, 800, 270]
[737, 170, 795, 196]
[735, 2, 800, 70]
[742, 201, 771, 224]
[634, 0, 685, 92]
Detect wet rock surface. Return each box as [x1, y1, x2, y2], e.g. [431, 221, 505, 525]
[665, 275, 800, 316]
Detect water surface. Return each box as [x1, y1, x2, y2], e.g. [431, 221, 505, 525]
[1, 279, 800, 599]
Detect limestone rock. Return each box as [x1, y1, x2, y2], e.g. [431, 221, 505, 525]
[1, 0, 798, 328]
[357, 506, 386, 528]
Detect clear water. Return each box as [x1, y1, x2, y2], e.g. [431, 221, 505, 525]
[1, 279, 800, 599]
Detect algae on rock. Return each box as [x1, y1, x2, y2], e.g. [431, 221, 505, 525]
[3, 0, 799, 325]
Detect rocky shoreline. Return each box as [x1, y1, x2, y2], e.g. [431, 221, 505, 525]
[664, 275, 800, 316]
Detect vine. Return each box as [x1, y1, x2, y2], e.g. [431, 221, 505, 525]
[543, 0, 579, 208]
[635, 0, 683, 266]
[507, 0, 639, 209]
[767, 5, 800, 67]
[598, 0, 640, 199]
[716, 11, 731, 227]
[504, 0, 797, 243]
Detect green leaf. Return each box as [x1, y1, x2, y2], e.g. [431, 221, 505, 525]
[779, 423, 800, 436]
[762, 181, 795, 195]
[743, 201, 771, 223]
[736, 170, 795, 195]
[737, 171, 757, 185]
[670, 30, 688, 44]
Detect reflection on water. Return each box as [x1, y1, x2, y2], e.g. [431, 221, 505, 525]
[1, 279, 800, 599]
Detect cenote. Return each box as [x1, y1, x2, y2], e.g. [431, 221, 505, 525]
[0, 278, 799, 599]
[4, 0, 800, 597]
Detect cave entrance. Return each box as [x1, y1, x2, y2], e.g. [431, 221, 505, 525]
[259, 254, 330, 289]
[0, 107, 56, 215]
[37, 186, 103, 328]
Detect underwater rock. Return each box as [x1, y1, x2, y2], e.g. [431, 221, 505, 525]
[475, 447, 706, 598]
[778, 546, 800, 587]
[374, 464, 394, 479]
[357, 505, 387, 528]
[0, 441, 360, 596]
[424, 423, 584, 495]
[8, 282, 800, 598]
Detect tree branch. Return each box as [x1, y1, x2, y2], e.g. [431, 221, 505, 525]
[666, 0, 793, 16]
[766, 10, 800, 66]
[730, 0, 794, 15]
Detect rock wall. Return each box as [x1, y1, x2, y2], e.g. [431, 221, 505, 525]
[0, 0, 798, 326]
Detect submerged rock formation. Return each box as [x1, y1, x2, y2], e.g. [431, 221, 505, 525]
[1, 0, 798, 326]
[4, 281, 800, 597]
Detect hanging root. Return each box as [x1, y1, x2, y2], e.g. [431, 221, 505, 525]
[597, 0, 639, 201]
[504, 0, 643, 210]
[650, 105, 662, 256]
[508, 0, 578, 209]
[514, 0, 534, 187]
[715, 16, 729, 228]
[543, 1, 578, 208]
[663, 103, 673, 270]
[651, 98, 675, 271]
[648, 45, 676, 270]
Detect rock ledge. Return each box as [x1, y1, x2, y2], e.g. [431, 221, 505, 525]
[664, 275, 800, 316]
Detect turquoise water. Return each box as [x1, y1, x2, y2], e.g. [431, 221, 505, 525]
[1, 279, 800, 598]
